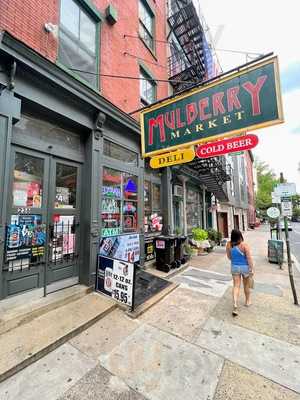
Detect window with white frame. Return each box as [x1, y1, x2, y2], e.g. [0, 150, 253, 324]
[139, 0, 155, 51]
[140, 68, 156, 106]
[59, 0, 98, 87]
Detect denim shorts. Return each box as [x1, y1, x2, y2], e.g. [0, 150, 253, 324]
[231, 264, 250, 277]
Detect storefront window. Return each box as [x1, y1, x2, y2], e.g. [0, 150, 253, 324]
[55, 164, 77, 208]
[186, 188, 201, 233]
[144, 180, 162, 233]
[102, 168, 122, 237]
[13, 153, 43, 208]
[123, 173, 138, 232]
[104, 140, 138, 166]
[152, 184, 161, 210]
[144, 181, 151, 214]
[101, 168, 138, 237]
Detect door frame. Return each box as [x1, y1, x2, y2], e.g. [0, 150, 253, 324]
[46, 157, 82, 294]
[3, 145, 82, 298]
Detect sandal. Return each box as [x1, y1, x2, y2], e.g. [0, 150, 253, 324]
[232, 306, 238, 316]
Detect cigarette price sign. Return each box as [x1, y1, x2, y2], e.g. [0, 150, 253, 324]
[96, 256, 135, 307]
[111, 259, 134, 306]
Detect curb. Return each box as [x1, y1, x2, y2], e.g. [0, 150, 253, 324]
[291, 253, 300, 274]
[126, 282, 179, 319]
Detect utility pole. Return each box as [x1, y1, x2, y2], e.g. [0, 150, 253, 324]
[280, 172, 299, 305]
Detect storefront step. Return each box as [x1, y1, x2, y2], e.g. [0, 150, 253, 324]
[127, 282, 179, 319]
[0, 284, 93, 336]
[0, 292, 116, 383]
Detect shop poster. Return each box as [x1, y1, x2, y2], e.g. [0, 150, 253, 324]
[6, 215, 46, 262]
[52, 215, 75, 261]
[99, 233, 140, 263]
[96, 256, 134, 307]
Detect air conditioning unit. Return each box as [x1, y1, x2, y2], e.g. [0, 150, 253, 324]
[173, 185, 183, 197]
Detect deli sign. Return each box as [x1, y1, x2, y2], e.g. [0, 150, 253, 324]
[196, 134, 258, 158]
[141, 57, 283, 157]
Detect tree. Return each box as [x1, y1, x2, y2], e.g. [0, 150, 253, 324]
[292, 195, 300, 220]
[255, 159, 279, 215]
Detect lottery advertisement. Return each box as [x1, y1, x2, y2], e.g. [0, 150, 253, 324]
[99, 233, 140, 263]
[6, 215, 46, 262]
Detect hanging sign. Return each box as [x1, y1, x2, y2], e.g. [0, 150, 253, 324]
[196, 134, 258, 158]
[141, 57, 283, 157]
[149, 147, 195, 168]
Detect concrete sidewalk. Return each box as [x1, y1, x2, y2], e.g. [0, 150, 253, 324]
[1, 227, 300, 400]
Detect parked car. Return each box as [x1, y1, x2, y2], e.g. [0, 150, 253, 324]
[279, 221, 292, 231]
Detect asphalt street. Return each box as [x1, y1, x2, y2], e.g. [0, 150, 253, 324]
[290, 222, 300, 264]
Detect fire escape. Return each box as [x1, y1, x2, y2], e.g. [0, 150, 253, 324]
[168, 0, 206, 93]
[168, 0, 232, 202]
[183, 157, 232, 202]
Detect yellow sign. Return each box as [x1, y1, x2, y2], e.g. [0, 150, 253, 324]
[150, 147, 195, 169]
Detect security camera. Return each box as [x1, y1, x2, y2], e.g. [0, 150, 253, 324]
[44, 23, 58, 38]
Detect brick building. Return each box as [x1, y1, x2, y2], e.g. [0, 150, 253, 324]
[0, 0, 231, 300]
[245, 150, 256, 228]
[0, 0, 169, 112]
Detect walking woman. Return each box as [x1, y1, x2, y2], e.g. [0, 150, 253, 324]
[226, 229, 254, 316]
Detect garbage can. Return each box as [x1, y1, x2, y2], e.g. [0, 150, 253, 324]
[268, 239, 284, 265]
[155, 236, 176, 272]
[174, 236, 187, 266]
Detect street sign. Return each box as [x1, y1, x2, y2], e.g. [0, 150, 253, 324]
[271, 192, 281, 204]
[195, 134, 258, 159]
[281, 200, 293, 217]
[141, 57, 284, 157]
[149, 147, 195, 168]
[267, 207, 280, 219]
[274, 183, 296, 198]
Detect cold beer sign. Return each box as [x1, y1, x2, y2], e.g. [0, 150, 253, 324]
[196, 134, 259, 159]
[141, 57, 283, 157]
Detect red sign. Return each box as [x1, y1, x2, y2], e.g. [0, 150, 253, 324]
[196, 134, 259, 158]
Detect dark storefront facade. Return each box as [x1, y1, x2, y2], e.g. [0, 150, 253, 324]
[0, 33, 143, 300]
[0, 31, 231, 301]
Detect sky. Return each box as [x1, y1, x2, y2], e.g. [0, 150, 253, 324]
[196, 0, 300, 191]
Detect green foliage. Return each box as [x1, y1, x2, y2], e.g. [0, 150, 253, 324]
[192, 228, 208, 241]
[293, 207, 300, 218]
[184, 243, 193, 256]
[255, 159, 279, 213]
[175, 226, 183, 235]
[206, 228, 222, 244]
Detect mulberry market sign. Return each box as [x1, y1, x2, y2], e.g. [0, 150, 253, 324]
[196, 134, 259, 158]
[150, 147, 195, 168]
[141, 57, 283, 157]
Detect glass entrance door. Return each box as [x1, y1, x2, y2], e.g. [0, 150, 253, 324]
[47, 159, 81, 293]
[3, 147, 81, 298]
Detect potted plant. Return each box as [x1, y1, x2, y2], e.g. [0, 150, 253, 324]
[183, 243, 193, 259]
[205, 228, 222, 251]
[191, 228, 210, 255]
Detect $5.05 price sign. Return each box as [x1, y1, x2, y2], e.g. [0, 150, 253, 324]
[111, 260, 134, 307]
